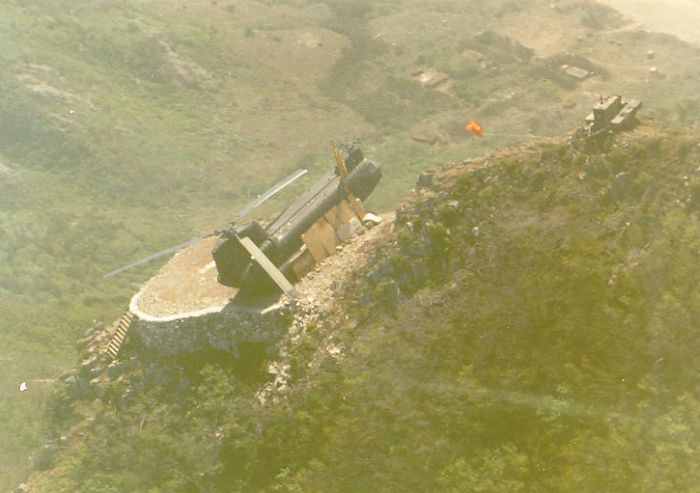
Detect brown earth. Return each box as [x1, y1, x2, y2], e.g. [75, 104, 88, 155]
[131, 235, 237, 319]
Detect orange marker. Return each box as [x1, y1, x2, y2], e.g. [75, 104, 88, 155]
[465, 120, 484, 138]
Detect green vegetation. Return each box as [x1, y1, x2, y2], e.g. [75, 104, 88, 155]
[33, 127, 700, 492]
[1, 0, 700, 490]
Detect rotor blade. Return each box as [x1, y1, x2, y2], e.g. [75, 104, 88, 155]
[103, 168, 307, 279]
[233, 168, 307, 223]
[103, 238, 199, 279]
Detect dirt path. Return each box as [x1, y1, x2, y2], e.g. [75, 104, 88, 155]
[597, 0, 700, 46]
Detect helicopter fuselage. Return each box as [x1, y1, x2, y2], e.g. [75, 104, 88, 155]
[212, 144, 382, 293]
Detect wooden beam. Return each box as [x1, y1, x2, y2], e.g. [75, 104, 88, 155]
[302, 217, 340, 263]
[238, 237, 298, 298]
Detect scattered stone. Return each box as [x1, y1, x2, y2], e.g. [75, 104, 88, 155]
[61, 374, 79, 389]
[327, 343, 343, 357]
[79, 355, 100, 374]
[107, 360, 128, 378]
[649, 66, 663, 78]
[14, 483, 30, 493]
[337, 217, 362, 241]
[410, 67, 449, 89]
[362, 212, 383, 228]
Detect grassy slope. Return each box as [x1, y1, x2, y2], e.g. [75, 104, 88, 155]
[300, 125, 700, 492]
[1, 0, 699, 489]
[30, 126, 700, 493]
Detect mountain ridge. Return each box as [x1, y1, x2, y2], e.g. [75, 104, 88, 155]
[18, 122, 700, 493]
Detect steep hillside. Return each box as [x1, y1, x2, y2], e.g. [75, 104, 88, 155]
[22, 124, 700, 493]
[3, 0, 700, 490]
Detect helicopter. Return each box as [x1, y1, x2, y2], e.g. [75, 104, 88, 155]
[105, 141, 382, 298]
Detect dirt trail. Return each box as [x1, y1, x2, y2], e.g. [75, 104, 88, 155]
[597, 0, 700, 46]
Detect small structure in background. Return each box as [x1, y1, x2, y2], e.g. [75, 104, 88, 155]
[560, 64, 593, 81]
[575, 95, 643, 149]
[409, 67, 451, 94]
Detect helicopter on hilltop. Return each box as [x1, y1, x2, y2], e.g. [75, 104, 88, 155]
[105, 141, 383, 297]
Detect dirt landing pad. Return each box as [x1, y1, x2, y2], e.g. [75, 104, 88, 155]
[130, 236, 239, 321]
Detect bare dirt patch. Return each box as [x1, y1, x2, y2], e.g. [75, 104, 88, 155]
[158, 38, 212, 83]
[231, 28, 350, 81]
[16, 73, 80, 102]
[498, 3, 595, 57]
[0, 159, 14, 178]
[596, 0, 700, 46]
[132, 235, 238, 319]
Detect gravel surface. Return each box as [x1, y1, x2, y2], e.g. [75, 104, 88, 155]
[294, 213, 396, 312]
[131, 235, 238, 319]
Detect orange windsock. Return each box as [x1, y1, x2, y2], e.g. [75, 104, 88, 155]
[465, 120, 484, 138]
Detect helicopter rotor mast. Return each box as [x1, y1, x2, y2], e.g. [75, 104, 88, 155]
[330, 140, 364, 220]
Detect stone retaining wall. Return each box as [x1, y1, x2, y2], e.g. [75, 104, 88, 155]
[129, 301, 291, 358]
